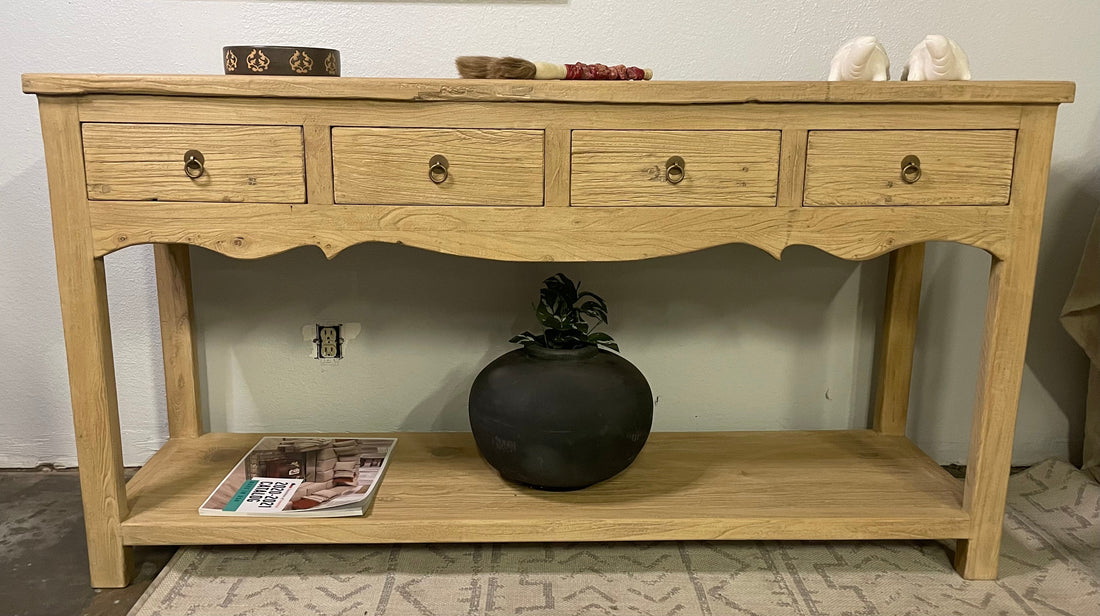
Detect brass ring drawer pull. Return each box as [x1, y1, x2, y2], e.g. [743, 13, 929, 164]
[183, 150, 205, 179]
[666, 156, 685, 184]
[900, 154, 921, 184]
[428, 154, 449, 184]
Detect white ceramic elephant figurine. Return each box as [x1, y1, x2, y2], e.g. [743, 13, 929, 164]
[828, 35, 890, 81]
[901, 35, 971, 81]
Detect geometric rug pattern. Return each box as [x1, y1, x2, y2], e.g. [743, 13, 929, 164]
[130, 459, 1099, 616]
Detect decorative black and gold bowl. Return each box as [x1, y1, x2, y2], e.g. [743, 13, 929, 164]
[222, 46, 340, 76]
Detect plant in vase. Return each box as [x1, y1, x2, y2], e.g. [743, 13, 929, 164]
[469, 274, 653, 490]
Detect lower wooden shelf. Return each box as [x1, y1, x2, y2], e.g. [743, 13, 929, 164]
[120, 430, 969, 545]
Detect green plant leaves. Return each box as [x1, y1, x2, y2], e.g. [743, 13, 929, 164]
[579, 300, 608, 324]
[542, 273, 579, 306]
[512, 273, 618, 352]
[586, 331, 619, 352]
[509, 332, 545, 346]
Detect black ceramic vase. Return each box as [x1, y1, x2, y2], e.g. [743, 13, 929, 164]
[469, 345, 653, 490]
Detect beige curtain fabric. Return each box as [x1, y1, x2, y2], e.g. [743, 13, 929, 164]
[1061, 209, 1100, 482]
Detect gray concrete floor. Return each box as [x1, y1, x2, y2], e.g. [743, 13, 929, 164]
[0, 469, 174, 616]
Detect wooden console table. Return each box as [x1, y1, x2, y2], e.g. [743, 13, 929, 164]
[23, 75, 1073, 587]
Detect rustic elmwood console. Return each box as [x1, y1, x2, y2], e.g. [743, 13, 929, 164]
[23, 75, 1073, 587]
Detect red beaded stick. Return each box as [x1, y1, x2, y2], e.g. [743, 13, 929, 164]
[456, 56, 653, 80]
[564, 62, 649, 80]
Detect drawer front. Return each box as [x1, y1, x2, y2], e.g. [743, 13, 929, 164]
[571, 130, 780, 207]
[82, 124, 305, 203]
[332, 128, 544, 205]
[803, 130, 1016, 206]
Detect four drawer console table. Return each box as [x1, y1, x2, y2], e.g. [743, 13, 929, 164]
[23, 74, 1073, 587]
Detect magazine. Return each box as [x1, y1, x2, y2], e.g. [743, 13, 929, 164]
[199, 436, 397, 518]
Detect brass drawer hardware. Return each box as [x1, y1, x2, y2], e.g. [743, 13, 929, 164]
[900, 154, 921, 184]
[666, 155, 685, 184]
[428, 154, 449, 184]
[183, 149, 205, 179]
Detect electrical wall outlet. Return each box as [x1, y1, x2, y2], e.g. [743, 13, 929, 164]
[302, 322, 360, 363]
[315, 325, 342, 360]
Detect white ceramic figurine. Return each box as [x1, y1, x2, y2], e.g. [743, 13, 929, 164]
[828, 36, 890, 81]
[901, 35, 971, 81]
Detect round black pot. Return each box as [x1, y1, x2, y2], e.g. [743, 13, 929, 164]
[469, 345, 653, 490]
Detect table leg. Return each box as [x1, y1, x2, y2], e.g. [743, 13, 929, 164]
[872, 243, 925, 435]
[954, 105, 1056, 579]
[40, 98, 133, 587]
[154, 244, 203, 438]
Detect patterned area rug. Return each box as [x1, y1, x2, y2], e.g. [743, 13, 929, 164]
[130, 460, 1098, 615]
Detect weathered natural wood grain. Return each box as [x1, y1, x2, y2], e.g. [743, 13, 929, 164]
[28, 77, 1070, 585]
[331, 128, 543, 205]
[120, 431, 968, 545]
[543, 127, 571, 207]
[82, 123, 306, 203]
[804, 130, 1017, 206]
[38, 98, 134, 588]
[76, 97, 1029, 131]
[21, 74, 1076, 104]
[777, 129, 809, 208]
[954, 105, 1058, 580]
[303, 122, 335, 204]
[153, 244, 203, 438]
[86, 201, 1013, 262]
[872, 244, 925, 435]
[571, 130, 780, 206]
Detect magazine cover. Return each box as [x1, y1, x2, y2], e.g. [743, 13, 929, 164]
[199, 436, 397, 517]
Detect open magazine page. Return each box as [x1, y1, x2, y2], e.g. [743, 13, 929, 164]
[200, 437, 397, 516]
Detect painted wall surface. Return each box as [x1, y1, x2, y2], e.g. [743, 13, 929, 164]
[1, 0, 1097, 467]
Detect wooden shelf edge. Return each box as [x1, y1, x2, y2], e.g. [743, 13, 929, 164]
[122, 517, 970, 546]
[121, 430, 969, 546]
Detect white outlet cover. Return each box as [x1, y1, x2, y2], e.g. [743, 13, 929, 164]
[302, 322, 362, 362]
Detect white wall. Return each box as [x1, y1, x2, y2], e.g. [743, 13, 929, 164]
[1, 0, 1096, 468]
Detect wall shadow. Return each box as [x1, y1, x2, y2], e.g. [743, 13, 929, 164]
[187, 240, 875, 435]
[1027, 167, 1099, 464]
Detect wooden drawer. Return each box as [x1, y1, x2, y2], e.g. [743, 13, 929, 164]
[332, 128, 544, 205]
[803, 130, 1016, 206]
[570, 130, 780, 207]
[82, 124, 305, 203]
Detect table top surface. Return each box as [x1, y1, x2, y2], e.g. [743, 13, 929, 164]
[22, 74, 1075, 104]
